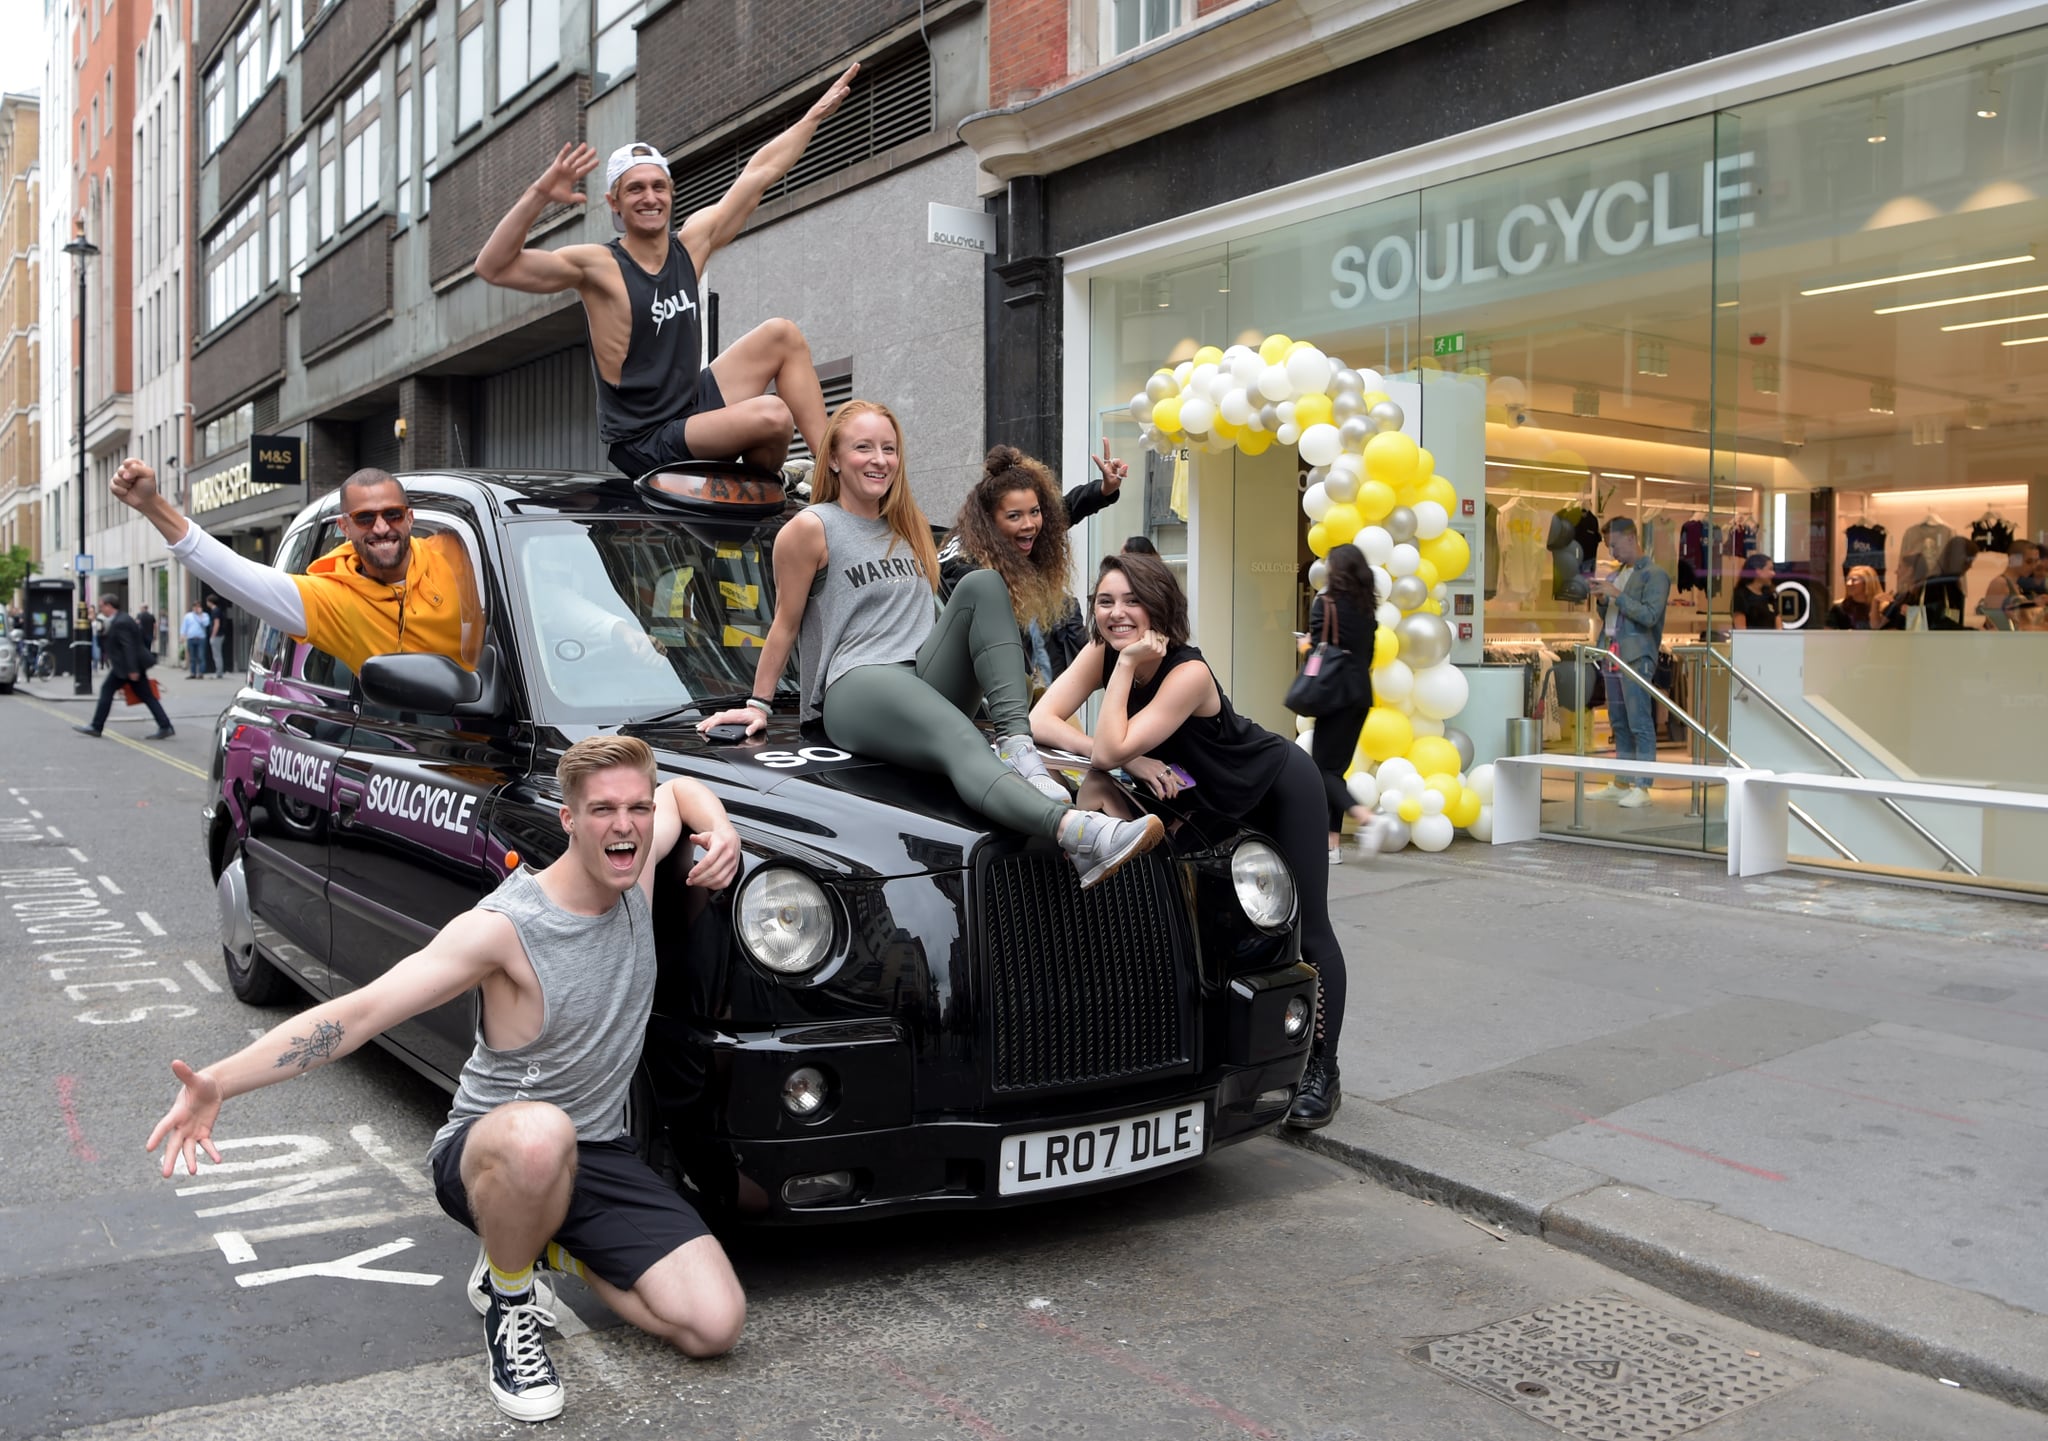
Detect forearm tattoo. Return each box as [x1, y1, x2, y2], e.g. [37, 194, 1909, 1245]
[274, 1019, 345, 1073]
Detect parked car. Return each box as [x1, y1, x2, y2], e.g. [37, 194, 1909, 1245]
[203, 466, 1316, 1222]
[0, 630, 18, 692]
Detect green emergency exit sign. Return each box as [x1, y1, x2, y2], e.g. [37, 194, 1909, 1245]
[1432, 332, 1466, 357]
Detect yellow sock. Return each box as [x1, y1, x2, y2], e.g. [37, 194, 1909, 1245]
[544, 1242, 587, 1281]
[487, 1257, 535, 1299]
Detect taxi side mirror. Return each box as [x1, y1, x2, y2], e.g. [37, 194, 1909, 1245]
[358, 645, 503, 716]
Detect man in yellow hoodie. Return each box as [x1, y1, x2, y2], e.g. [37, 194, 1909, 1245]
[111, 459, 482, 675]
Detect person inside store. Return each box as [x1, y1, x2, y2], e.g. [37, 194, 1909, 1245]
[1027, 550, 1350, 1131]
[1731, 552, 1779, 629]
[473, 67, 859, 485]
[936, 442, 1129, 693]
[1823, 565, 1896, 630]
[693, 400, 1166, 890]
[1917, 535, 1979, 629]
[110, 458, 483, 675]
[1305, 544, 1384, 863]
[1122, 535, 1159, 555]
[145, 736, 746, 1425]
[1976, 544, 2039, 631]
[2015, 540, 2045, 603]
[1587, 517, 1669, 811]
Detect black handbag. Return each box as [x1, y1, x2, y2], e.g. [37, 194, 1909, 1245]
[1286, 599, 1366, 718]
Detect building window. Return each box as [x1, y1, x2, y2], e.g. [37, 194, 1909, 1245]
[396, 68, 413, 222]
[317, 114, 336, 241]
[421, 15, 439, 214]
[232, 10, 263, 120]
[497, 0, 559, 101]
[266, 170, 282, 286]
[593, 0, 639, 90]
[1109, 0, 1182, 55]
[340, 71, 382, 224]
[202, 57, 227, 154]
[457, 16, 484, 133]
[201, 402, 254, 459]
[203, 189, 264, 331]
[287, 142, 308, 290]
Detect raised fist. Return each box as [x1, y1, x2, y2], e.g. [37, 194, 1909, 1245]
[112, 458, 159, 510]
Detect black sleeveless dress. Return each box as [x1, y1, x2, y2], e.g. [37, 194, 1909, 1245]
[1102, 642, 1289, 819]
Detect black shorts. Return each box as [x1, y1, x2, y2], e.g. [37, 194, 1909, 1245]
[607, 372, 729, 479]
[431, 1116, 710, 1292]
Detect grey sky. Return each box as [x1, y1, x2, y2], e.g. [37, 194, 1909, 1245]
[0, 0, 45, 99]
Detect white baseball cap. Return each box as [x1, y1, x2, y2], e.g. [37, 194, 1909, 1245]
[605, 141, 670, 193]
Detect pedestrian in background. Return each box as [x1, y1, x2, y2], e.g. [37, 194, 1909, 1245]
[213, 602, 237, 680]
[73, 597, 175, 740]
[180, 601, 210, 678]
[1307, 545, 1381, 862]
[136, 604, 158, 657]
[1588, 516, 1669, 810]
[206, 597, 228, 678]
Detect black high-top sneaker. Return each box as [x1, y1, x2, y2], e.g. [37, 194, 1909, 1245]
[484, 1286, 564, 1422]
[1287, 1052, 1342, 1130]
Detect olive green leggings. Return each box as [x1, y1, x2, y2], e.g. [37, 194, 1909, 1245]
[822, 569, 1066, 839]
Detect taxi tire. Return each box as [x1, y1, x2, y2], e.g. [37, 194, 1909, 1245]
[217, 843, 295, 1006]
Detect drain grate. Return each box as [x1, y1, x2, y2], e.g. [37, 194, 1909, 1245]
[1413, 1293, 1810, 1440]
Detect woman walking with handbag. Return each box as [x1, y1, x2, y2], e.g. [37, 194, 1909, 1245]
[1295, 546, 1381, 862]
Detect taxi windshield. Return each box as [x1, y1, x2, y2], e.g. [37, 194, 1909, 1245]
[506, 517, 797, 722]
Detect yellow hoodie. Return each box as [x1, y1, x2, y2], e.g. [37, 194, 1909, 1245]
[290, 532, 482, 674]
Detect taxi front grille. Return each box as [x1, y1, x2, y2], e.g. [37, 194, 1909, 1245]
[980, 848, 1186, 1093]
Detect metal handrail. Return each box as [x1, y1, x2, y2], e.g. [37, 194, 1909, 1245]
[1569, 645, 1859, 864]
[1689, 645, 1977, 877]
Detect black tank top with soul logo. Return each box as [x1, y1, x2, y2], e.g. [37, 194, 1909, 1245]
[590, 237, 705, 445]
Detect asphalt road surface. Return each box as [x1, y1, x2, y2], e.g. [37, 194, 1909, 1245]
[0, 683, 2037, 1440]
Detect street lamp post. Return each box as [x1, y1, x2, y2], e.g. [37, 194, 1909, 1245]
[61, 227, 99, 696]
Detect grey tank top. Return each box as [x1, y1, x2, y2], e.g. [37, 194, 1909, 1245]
[798, 502, 937, 721]
[590, 238, 704, 445]
[430, 867, 656, 1158]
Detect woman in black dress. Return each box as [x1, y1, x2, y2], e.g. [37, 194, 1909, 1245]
[1732, 552, 1778, 629]
[1307, 545, 1379, 862]
[1029, 551, 1350, 1130]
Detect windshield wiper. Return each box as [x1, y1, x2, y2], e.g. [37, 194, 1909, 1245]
[623, 692, 773, 729]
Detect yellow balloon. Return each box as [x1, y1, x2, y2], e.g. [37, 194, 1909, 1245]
[1360, 706, 1414, 762]
[1416, 355, 1442, 371]
[1238, 429, 1273, 455]
[1415, 559, 1440, 590]
[1363, 431, 1421, 488]
[1420, 530, 1472, 581]
[1448, 788, 1483, 828]
[1259, 334, 1293, 365]
[1422, 599, 1443, 614]
[1424, 773, 1462, 808]
[1418, 476, 1458, 511]
[1361, 391, 1391, 409]
[1152, 396, 1183, 433]
[1306, 522, 1333, 558]
[1416, 448, 1436, 483]
[1357, 480, 1396, 523]
[1372, 626, 1397, 666]
[1293, 393, 1334, 430]
[1213, 416, 1241, 442]
[1323, 504, 1363, 546]
[1192, 345, 1224, 368]
[1397, 796, 1424, 824]
[1407, 735, 1461, 777]
[1486, 404, 1510, 425]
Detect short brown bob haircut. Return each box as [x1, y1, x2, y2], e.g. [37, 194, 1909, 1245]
[557, 735, 659, 805]
[1089, 551, 1191, 649]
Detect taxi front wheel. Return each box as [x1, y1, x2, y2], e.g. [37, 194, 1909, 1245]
[217, 843, 294, 1006]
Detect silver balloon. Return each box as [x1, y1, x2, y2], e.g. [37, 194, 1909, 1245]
[1385, 506, 1418, 544]
[1146, 372, 1177, 403]
[1331, 391, 1366, 421]
[1369, 399, 1406, 432]
[1308, 559, 1330, 589]
[1388, 575, 1429, 612]
[1337, 416, 1372, 450]
[1378, 814, 1412, 853]
[1395, 612, 1453, 668]
[1331, 368, 1365, 397]
[1323, 468, 1360, 504]
[1305, 464, 1329, 489]
[1259, 402, 1282, 431]
[1446, 726, 1475, 771]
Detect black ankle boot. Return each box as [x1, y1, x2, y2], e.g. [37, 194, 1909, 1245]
[1287, 1052, 1341, 1130]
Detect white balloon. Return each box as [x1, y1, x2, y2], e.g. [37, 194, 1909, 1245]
[1375, 602, 1401, 629]
[1487, 376, 1528, 407]
[1329, 451, 1364, 478]
[1413, 813, 1455, 852]
[1308, 559, 1329, 589]
[1277, 402, 1297, 426]
[1376, 757, 1418, 784]
[1374, 659, 1414, 702]
[1323, 469, 1359, 504]
[1388, 543, 1421, 577]
[1354, 368, 1385, 393]
[1295, 729, 1316, 753]
[1189, 362, 1220, 398]
[1257, 364, 1294, 401]
[1370, 563, 1394, 598]
[1219, 388, 1253, 427]
[1346, 771, 1380, 810]
[1395, 769, 1427, 798]
[1276, 424, 1301, 446]
[1230, 351, 1265, 389]
[1178, 398, 1216, 435]
[1466, 763, 1496, 803]
[1413, 501, 1449, 539]
[1299, 424, 1342, 467]
[1432, 584, 1449, 604]
[1359, 528, 1394, 567]
[1295, 713, 1316, 735]
[1412, 661, 1471, 721]
[1469, 804, 1494, 842]
[1302, 482, 1333, 523]
[1209, 368, 1237, 404]
[1129, 393, 1154, 424]
[1285, 346, 1333, 397]
[1174, 361, 1193, 387]
[1409, 715, 1445, 737]
[1420, 789, 1446, 816]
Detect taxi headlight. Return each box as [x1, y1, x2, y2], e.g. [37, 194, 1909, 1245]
[736, 867, 834, 974]
[1230, 840, 1294, 930]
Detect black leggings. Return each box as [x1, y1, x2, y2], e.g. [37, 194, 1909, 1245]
[1245, 743, 1348, 1057]
[1309, 703, 1368, 831]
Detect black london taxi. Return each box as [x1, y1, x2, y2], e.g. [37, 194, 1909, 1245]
[203, 465, 1317, 1221]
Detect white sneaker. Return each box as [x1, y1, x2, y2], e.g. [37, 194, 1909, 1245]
[1591, 781, 1629, 800]
[1328, 845, 1343, 865]
[1355, 817, 1386, 860]
[997, 733, 1070, 803]
[1618, 786, 1651, 809]
[1060, 811, 1165, 889]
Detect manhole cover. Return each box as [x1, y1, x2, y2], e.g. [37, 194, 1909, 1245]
[1413, 1293, 1809, 1440]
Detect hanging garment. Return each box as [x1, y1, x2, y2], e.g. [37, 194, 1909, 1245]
[1842, 521, 1888, 582]
[1970, 516, 2014, 553]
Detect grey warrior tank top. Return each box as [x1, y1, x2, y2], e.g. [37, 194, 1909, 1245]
[590, 237, 705, 445]
[430, 866, 656, 1158]
[798, 502, 938, 721]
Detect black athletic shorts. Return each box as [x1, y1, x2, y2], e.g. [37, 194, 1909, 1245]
[607, 372, 729, 479]
[431, 1116, 710, 1292]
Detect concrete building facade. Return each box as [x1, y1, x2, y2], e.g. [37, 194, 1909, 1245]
[129, 0, 190, 624]
[0, 92, 41, 602]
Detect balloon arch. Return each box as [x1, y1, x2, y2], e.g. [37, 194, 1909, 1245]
[1127, 334, 1498, 851]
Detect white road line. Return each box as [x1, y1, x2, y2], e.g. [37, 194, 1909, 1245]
[28, 809, 42, 819]
[136, 911, 167, 936]
[215, 1231, 258, 1264]
[46, 826, 63, 839]
[66, 847, 87, 864]
[236, 1208, 435, 1245]
[97, 874, 123, 895]
[183, 959, 224, 994]
[553, 1297, 590, 1337]
[349, 1124, 433, 1193]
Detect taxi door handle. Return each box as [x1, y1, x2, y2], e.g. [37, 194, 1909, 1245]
[334, 778, 365, 827]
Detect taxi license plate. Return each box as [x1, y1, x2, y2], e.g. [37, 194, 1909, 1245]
[998, 1103, 1205, 1196]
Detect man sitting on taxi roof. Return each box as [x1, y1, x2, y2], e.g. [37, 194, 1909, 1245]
[112, 457, 483, 676]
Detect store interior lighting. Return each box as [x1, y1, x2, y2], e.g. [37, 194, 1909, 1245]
[1939, 308, 2048, 331]
[1873, 280, 2048, 315]
[1635, 340, 1667, 376]
[1572, 384, 1600, 417]
[1976, 69, 2001, 119]
[1867, 97, 1887, 144]
[1783, 419, 1806, 447]
[1150, 277, 1171, 309]
[1752, 358, 1779, 393]
[1868, 382, 1896, 414]
[1800, 252, 2034, 296]
[2000, 332, 2048, 346]
[1965, 401, 1990, 430]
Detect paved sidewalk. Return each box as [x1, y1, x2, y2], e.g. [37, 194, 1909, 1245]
[1308, 836, 2048, 1409]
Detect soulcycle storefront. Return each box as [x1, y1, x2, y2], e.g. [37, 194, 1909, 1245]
[1069, 27, 2048, 891]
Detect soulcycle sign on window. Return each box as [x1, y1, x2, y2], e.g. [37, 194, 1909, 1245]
[1327, 153, 1759, 310]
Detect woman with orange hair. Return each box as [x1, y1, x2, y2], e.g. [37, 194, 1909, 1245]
[697, 401, 1163, 888]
